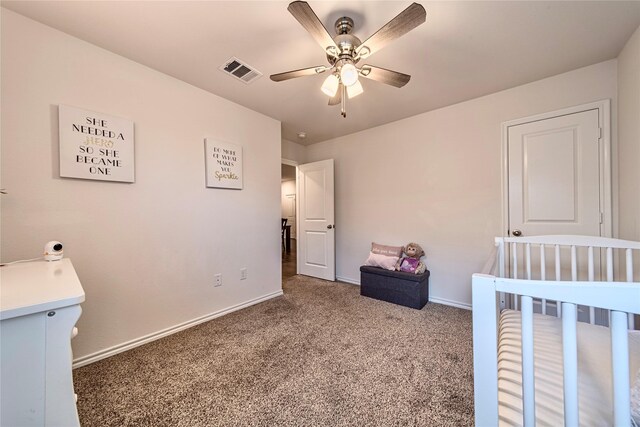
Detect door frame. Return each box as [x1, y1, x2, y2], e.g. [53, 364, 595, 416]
[282, 158, 299, 275]
[500, 99, 613, 239]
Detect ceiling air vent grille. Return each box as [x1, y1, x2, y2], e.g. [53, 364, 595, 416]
[219, 57, 262, 84]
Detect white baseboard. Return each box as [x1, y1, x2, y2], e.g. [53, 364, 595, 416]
[336, 275, 471, 311]
[428, 296, 472, 310]
[336, 275, 360, 285]
[72, 290, 284, 369]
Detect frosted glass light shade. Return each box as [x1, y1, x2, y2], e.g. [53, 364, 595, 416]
[346, 80, 363, 98]
[340, 63, 359, 87]
[321, 74, 339, 97]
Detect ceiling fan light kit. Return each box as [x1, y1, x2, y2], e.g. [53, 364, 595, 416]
[270, 1, 426, 118]
[346, 80, 364, 98]
[339, 62, 359, 87]
[321, 73, 339, 97]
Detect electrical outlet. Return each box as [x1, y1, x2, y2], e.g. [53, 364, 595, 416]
[214, 273, 222, 287]
[240, 268, 247, 280]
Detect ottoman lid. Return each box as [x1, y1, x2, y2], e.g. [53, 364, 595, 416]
[360, 265, 430, 280]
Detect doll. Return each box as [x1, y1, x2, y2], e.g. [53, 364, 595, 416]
[395, 242, 426, 274]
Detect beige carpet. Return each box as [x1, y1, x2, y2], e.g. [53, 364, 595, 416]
[74, 275, 474, 426]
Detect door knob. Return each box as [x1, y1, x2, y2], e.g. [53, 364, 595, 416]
[327, 225, 333, 229]
[512, 229, 522, 237]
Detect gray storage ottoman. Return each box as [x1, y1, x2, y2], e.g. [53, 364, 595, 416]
[360, 266, 430, 309]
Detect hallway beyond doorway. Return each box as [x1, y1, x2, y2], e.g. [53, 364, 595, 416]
[282, 239, 297, 280]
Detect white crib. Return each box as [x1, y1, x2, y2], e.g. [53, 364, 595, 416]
[472, 235, 640, 427]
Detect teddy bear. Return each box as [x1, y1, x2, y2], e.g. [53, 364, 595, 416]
[395, 242, 426, 274]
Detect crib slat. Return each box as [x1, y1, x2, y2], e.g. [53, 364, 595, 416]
[626, 249, 633, 282]
[513, 243, 519, 310]
[555, 245, 561, 317]
[606, 247, 614, 328]
[540, 245, 546, 315]
[627, 249, 634, 329]
[540, 245, 546, 280]
[611, 310, 631, 426]
[498, 240, 505, 278]
[555, 245, 561, 280]
[588, 246, 595, 325]
[512, 243, 518, 279]
[588, 247, 594, 281]
[571, 245, 577, 281]
[562, 302, 579, 426]
[521, 295, 535, 426]
[526, 244, 531, 280]
[498, 239, 506, 310]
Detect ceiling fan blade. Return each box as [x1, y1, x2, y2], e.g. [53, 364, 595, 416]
[359, 65, 411, 88]
[270, 66, 326, 82]
[355, 3, 426, 58]
[328, 83, 343, 105]
[288, 1, 339, 55]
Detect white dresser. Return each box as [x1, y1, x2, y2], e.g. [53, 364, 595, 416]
[1, 259, 85, 427]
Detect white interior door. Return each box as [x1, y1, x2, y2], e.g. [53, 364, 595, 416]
[297, 159, 335, 281]
[508, 109, 602, 238]
[507, 108, 605, 320]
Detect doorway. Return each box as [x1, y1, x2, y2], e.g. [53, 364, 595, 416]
[281, 158, 336, 282]
[297, 159, 336, 281]
[281, 162, 297, 280]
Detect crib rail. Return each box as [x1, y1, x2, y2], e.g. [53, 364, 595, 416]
[495, 235, 640, 327]
[472, 273, 640, 427]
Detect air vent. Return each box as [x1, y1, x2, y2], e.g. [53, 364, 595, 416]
[219, 57, 262, 84]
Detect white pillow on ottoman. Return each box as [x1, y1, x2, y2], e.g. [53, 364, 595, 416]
[363, 242, 403, 271]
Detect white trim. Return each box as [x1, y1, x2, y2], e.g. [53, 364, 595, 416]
[599, 100, 613, 238]
[295, 166, 300, 276]
[72, 290, 284, 369]
[281, 158, 298, 167]
[429, 296, 472, 311]
[501, 120, 510, 237]
[501, 100, 613, 238]
[337, 275, 360, 285]
[337, 275, 472, 310]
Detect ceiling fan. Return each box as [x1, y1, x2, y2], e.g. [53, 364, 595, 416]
[270, 1, 426, 118]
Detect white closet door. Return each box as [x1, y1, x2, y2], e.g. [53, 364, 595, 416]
[508, 109, 601, 238]
[507, 108, 604, 320]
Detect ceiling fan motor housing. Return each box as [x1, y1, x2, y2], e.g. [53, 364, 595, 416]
[335, 17, 353, 34]
[327, 17, 361, 65]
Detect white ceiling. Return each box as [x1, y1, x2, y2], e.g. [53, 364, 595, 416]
[3, 1, 640, 145]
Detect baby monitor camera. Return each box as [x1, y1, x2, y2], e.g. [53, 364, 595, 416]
[44, 241, 64, 261]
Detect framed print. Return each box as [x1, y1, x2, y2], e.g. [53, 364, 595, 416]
[205, 139, 243, 189]
[59, 105, 135, 183]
